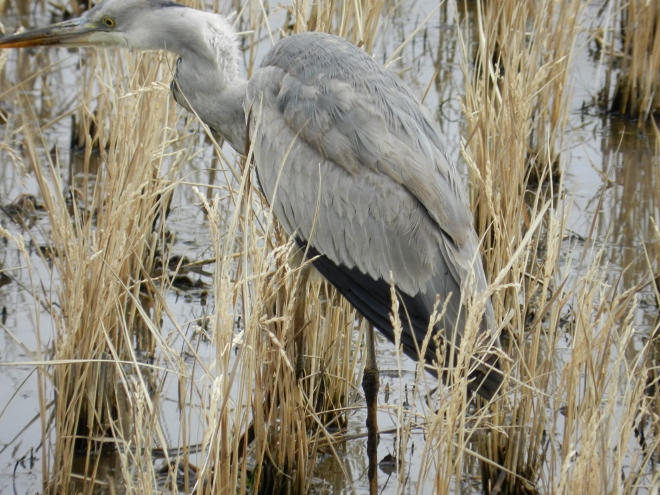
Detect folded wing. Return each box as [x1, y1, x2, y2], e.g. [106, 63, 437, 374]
[245, 32, 502, 398]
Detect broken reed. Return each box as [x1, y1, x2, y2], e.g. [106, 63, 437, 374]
[600, 0, 660, 124]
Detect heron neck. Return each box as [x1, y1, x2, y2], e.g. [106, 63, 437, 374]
[173, 63, 247, 152]
[153, 7, 247, 151]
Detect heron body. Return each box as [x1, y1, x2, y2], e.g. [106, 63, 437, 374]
[0, 0, 502, 398]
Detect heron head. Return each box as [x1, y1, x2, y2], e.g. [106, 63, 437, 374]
[0, 0, 187, 51]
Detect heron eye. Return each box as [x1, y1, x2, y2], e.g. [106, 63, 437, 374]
[102, 16, 115, 28]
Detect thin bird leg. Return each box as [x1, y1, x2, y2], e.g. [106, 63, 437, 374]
[294, 265, 311, 380]
[363, 321, 379, 494]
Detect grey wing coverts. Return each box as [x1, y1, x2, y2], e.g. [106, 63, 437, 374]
[245, 32, 502, 398]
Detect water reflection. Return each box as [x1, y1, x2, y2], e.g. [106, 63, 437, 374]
[597, 118, 659, 304]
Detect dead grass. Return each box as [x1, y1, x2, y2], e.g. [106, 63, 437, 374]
[17, 48, 185, 489]
[599, 0, 660, 124]
[456, 0, 660, 493]
[0, 0, 658, 494]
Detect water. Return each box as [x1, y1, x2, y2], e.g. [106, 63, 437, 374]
[0, 0, 658, 493]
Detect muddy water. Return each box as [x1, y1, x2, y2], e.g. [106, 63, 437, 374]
[0, 0, 657, 494]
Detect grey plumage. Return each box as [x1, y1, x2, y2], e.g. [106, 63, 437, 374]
[246, 33, 501, 397]
[0, 0, 503, 398]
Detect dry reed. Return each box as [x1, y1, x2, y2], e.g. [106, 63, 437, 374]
[454, 0, 660, 493]
[599, 0, 660, 124]
[0, 0, 658, 494]
[5, 1, 388, 493]
[18, 47, 185, 490]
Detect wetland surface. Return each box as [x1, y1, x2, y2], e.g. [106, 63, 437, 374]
[0, 0, 658, 493]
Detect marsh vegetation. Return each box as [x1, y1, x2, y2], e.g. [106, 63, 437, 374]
[0, 0, 658, 494]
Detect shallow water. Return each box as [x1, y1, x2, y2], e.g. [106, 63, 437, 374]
[0, 0, 657, 494]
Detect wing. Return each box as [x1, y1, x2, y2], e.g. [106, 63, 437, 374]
[244, 32, 501, 397]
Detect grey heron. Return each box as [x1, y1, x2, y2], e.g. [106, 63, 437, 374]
[0, 0, 503, 481]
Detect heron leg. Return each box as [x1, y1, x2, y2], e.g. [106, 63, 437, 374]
[362, 322, 379, 494]
[294, 266, 311, 380]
